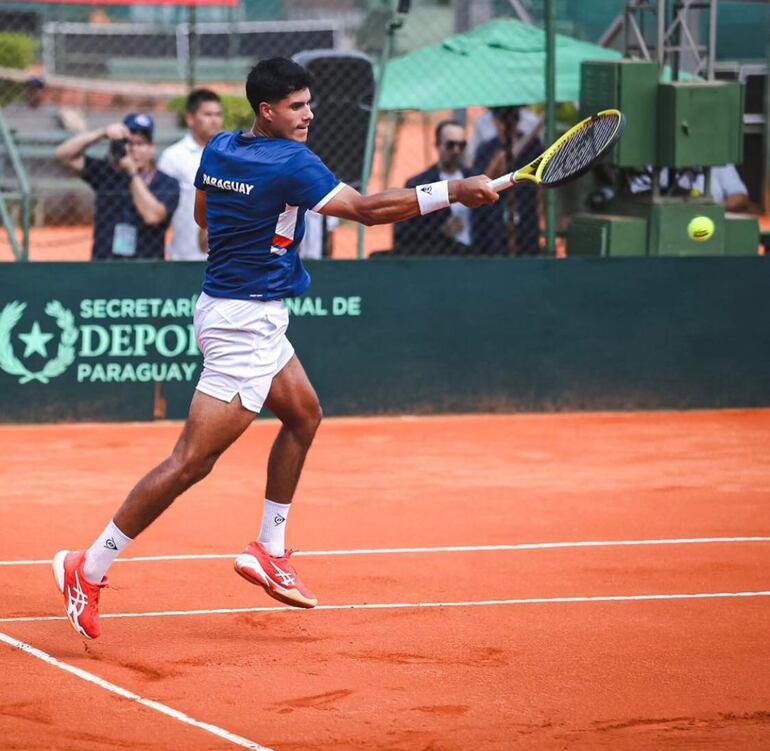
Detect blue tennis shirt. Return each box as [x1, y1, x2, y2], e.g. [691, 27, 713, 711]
[194, 131, 342, 300]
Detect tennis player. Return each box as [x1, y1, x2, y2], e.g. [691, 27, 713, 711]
[53, 57, 499, 639]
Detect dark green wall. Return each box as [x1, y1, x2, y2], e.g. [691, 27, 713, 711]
[0, 258, 768, 423]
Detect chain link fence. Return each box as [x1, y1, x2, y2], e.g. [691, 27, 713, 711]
[0, 0, 632, 262]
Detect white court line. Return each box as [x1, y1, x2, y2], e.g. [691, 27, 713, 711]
[0, 631, 272, 750]
[2, 536, 770, 567]
[3, 590, 770, 625]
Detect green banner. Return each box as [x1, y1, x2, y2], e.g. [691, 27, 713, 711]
[0, 258, 768, 422]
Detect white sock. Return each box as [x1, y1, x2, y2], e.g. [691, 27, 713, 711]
[258, 498, 291, 557]
[83, 520, 133, 583]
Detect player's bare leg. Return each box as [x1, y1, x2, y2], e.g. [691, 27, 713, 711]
[233, 355, 322, 608]
[53, 390, 257, 638]
[263, 354, 322, 502]
[114, 390, 257, 538]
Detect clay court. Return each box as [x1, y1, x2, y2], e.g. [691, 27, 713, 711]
[1, 408, 769, 749]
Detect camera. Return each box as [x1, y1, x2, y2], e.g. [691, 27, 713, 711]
[109, 138, 128, 161]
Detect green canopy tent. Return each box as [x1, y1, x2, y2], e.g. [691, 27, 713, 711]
[359, 16, 692, 257]
[379, 18, 622, 112]
[358, 18, 622, 257]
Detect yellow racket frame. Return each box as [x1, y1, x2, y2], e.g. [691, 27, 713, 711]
[489, 109, 625, 191]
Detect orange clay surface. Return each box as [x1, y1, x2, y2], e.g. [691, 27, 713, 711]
[1, 409, 769, 750]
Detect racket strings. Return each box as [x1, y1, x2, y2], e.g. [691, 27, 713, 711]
[540, 116, 620, 186]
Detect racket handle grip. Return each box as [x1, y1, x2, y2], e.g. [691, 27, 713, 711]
[488, 172, 515, 192]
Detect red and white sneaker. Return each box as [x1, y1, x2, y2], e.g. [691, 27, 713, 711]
[52, 550, 107, 639]
[234, 542, 317, 609]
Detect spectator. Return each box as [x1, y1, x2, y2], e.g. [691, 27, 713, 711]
[299, 210, 338, 259]
[158, 89, 224, 261]
[3, 77, 87, 133]
[629, 165, 751, 212]
[674, 166, 750, 212]
[55, 113, 179, 260]
[473, 106, 543, 256]
[22, 76, 46, 109]
[393, 120, 475, 255]
[468, 106, 541, 166]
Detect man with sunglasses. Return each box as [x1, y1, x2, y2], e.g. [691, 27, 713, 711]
[394, 120, 475, 255]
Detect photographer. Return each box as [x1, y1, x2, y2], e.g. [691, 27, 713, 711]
[55, 113, 180, 260]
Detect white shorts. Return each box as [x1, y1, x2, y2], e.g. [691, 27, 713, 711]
[193, 291, 295, 413]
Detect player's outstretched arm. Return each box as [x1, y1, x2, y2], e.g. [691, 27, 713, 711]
[321, 176, 498, 227]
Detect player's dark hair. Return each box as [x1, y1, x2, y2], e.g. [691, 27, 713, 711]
[435, 119, 463, 146]
[246, 58, 314, 116]
[186, 88, 221, 115]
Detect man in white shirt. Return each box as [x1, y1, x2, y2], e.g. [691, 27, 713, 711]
[677, 165, 750, 212]
[299, 210, 338, 259]
[628, 165, 750, 212]
[158, 89, 223, 261]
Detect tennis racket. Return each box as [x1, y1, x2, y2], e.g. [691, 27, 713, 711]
[488, 109, 626, 192]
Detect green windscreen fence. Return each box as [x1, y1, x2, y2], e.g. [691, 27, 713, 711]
[0, 257, 768, 423]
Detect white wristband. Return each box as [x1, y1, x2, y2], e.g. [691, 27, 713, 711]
[415, 180, 450, 215]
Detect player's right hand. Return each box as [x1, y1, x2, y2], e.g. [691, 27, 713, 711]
[452, 175, 500, 207]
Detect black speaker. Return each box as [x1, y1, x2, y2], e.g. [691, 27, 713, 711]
[292, 50, 374, 189]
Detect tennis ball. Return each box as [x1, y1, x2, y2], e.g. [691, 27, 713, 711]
[687, 216, 714, 242]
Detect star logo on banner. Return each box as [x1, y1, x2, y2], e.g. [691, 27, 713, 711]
[18, 321, 54, 358]
[0, 300, 78, 385]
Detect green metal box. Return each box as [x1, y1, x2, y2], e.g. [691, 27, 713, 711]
[567, 214, 648, 257]
[657, 82, 744, 167]
[723, 213, 760, 255]
[580, 60, 659, 168]
[647, 199, 725, 256]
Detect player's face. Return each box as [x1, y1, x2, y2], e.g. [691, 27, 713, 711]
[266, 88, 314, 142]
[187, 100, 223, 145]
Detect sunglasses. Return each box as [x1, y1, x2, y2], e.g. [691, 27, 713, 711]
[442, 140, 467, 150]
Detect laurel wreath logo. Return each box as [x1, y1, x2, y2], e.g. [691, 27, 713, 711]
[0, 300, 78, 384]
